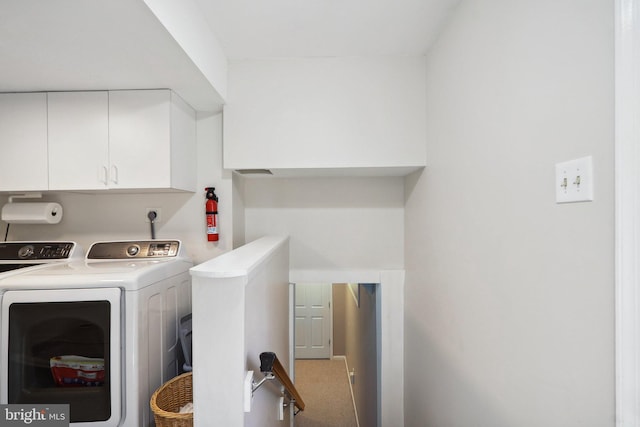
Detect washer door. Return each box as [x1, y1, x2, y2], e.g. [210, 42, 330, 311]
[0, 288, 122, 427]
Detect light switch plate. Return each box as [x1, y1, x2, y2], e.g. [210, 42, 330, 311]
[555, 156, 593, 203]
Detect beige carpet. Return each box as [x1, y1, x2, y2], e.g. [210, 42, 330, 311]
[294, 359, 358, 427]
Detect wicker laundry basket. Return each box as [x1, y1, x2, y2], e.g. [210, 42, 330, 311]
[150, 372, 193, 427]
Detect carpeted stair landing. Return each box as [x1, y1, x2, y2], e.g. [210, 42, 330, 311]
[294, 359, 358, 427]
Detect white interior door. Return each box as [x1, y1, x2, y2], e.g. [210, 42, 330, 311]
[295, 283, 332, 359]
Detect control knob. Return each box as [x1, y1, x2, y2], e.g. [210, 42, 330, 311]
[126, 245, 140, 257]
[18, 245, 35, 259]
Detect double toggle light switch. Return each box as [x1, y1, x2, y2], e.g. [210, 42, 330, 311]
[555, 156, 593, 203]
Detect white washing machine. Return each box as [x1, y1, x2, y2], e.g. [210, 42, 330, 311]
[0, 241, 82, 278]
[0, 240, 192, 427]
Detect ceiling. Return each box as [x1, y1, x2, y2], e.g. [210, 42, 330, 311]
[194, 0, 460, 58]
[0, 0, 221, 110]
[0, 0, 459, 111]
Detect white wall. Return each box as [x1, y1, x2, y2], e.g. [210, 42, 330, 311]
[404, 1, 614, 426]
[343, 283, 378, 427]
[242, 176, 404, 270]
[232, 174, 247, 249]
[0, 112, 232, 264]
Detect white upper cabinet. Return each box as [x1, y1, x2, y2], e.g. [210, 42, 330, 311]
[1, 89, 196, 193]
[0, 93, 48, 191]
[108, 90, 196, 192]
[48, 91, 109, 190]
[223, 57, 427, 176]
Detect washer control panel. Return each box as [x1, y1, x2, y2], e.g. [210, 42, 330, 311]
[0, 242, 76, 261]
[87, 240, 180, 259]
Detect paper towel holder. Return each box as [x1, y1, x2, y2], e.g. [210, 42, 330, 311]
[7, 192, 44, 203]
[2, 193, 63, 225]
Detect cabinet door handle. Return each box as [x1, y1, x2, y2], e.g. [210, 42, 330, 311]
[111, 165, 119, 184]
[102, 166, 109, 185]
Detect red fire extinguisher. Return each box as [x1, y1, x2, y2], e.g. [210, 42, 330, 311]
[205, 187, 219, 242]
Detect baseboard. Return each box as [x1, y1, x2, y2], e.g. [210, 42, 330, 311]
[337, 356, 360, 427]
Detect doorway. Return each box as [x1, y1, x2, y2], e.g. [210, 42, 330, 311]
[290, 269, 403, 427]
[294, 282, 378, 427]
[289, 270, 403, 427]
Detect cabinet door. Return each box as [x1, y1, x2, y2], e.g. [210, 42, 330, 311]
[0, 93, 48, 191]
[48, 91, 109, 190]
[108, 90, 171, 189]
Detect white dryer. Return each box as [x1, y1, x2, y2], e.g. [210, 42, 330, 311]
[0, 240, 192, 427]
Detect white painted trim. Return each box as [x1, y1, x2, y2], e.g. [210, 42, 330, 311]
[378, 270, 404, 427]
[289, 269, 404, 427]
[338, 355, 361, 427]
[615, 0, 640, 426]
[289, 283, 296, 375]
[289, 282, 296, 427]
[290, 269, 382, 284]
